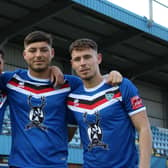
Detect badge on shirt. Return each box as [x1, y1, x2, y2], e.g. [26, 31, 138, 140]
[131, 96, 143, 110]
[105, 93, 114, 100]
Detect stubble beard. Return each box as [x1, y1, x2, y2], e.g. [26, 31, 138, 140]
[80, 71, 96, 81]
[29, 64, 49, 73]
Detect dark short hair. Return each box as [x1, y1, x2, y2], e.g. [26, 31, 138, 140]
[69, 38, 98, 54]
[24, 31, 53, 48]
[0, 50, 4, 59]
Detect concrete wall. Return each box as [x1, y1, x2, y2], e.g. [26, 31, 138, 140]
[135, 80, 166, 128]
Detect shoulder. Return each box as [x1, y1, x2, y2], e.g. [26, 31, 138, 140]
[64, 74, 82, 90]
[64, 74, 81, 81]
[2, 69, 27, 76]
[120, 77, 137, 88]
[1, 69, 27, 83]
[119, 77, 140, 99]
[121, 77, 133, 85]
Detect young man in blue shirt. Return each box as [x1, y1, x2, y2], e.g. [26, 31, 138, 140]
[67, 38, 152, 168]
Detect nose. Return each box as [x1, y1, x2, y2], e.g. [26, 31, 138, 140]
[80, 57, 86, 65]
[35, 49, 42, 57]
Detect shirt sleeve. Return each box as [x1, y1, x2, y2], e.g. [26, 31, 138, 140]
[0, 71, 16, 91]
[120, 78, 146, 116]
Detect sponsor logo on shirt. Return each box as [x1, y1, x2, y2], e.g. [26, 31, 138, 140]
[74, 99, 79, 107]
[131, 96, 143, 110]
[18, 82, 24, 88]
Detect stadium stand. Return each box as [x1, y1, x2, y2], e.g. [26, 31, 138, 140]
[68, 126, 168, 157]
[1, 114, 168, 167]
[151, 126, 168, 157]
[1, 108, 11, 135]
[0, 0, 168, 167]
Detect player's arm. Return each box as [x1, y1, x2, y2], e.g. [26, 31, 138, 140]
[66, 107, 78, 142]
[68, 125, 77, 142]
[104, 70, 123, 85]
[49, 66, 64, 88]
[130, 110, 152, 168]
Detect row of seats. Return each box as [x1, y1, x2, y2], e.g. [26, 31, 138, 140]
[1, 108, 10, 135]
[2, 111, 168, 157]
[69, 126, 168, 158]
[151, 126, 168, 157]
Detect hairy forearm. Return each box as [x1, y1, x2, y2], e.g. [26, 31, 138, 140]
[138, 127, 152, 168]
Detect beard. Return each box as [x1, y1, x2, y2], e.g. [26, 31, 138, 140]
[79, 71, 96, 81]
[29, 64, 48, 73]
[81, 75, 93, 81]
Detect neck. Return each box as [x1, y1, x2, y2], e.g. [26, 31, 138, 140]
[83, 74, 103, 89]
[28, 68, 50, 79]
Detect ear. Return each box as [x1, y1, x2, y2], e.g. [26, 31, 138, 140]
[97, 53, 102, 64]
[23, 50, 26, 59]
[70, 59, 75, 70]
[51, 48, 55, 59]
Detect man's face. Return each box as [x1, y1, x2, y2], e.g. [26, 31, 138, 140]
[23, 42, 54, 72]
[0, 54, 4, 73]
[71, 48, 102, 80]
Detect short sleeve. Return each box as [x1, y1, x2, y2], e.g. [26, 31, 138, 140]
[120, 78, 146, 116]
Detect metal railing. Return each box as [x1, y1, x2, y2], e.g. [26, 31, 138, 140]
[148, 0, 168, 26]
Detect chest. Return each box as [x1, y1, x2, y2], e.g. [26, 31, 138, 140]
[68, 88, 129, 125]
[6, 80, 70, 113]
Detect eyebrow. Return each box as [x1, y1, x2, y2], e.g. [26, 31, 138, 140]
[27, 46, 49, 50]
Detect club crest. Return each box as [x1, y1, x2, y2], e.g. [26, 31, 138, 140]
[105, 93, 114, 100]
[83, 111, 108, 150]
[26, 95, 47, 131]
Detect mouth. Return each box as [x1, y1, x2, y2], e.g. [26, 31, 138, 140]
[79, 68, 90, 73]
[33, 60, 45, 64]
